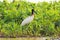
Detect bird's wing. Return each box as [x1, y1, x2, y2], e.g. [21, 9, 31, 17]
[21, 16, 34, 26]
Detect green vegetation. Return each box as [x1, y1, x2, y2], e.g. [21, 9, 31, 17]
[0, 0, 60, 37]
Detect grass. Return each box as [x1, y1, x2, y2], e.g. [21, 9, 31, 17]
[0, 0, 60, 37]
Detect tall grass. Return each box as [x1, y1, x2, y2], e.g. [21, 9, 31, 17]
[0, 0, 60, 37]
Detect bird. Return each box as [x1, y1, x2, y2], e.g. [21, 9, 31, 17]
[21, 9, 35, 26]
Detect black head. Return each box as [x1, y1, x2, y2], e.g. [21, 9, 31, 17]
[32, 9, 34, 15]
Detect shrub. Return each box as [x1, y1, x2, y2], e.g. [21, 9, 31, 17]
[0, 0, 60, 37]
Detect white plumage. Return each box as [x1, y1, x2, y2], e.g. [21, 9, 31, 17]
[21, 15, 34, 26]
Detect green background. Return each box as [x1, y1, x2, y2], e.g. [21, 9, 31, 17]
[0, 0, 60, 37]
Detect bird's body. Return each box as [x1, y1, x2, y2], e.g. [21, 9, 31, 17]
[21, 15, 34, 26]
[21, 9, 35, 26]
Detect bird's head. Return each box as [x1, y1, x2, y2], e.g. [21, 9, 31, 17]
[32, 9, 34, 15]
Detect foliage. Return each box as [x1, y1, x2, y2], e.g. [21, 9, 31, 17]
[0, 0, 60, 37]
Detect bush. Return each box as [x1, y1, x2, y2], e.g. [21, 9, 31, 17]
[0, 0, 60, 37]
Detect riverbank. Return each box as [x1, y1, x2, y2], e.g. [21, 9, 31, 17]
[0, 37, 60, 40]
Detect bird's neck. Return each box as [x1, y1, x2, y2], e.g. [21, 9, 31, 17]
[32, 10, 34, 14]
[32, 11, 34, 16]
[32, 14, 34, 17]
